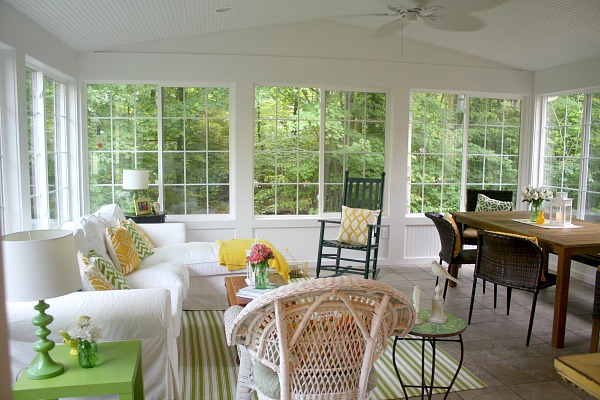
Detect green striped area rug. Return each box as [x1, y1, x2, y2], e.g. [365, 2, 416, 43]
[178, 310, 486, 399]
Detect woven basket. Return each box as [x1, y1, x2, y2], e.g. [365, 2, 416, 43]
[285, 248, 308, 278]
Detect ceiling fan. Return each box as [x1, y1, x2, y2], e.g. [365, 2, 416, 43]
[368, 0, 509, 37]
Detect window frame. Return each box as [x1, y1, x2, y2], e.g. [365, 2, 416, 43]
[407, 90, 524, 214]
[253, 85, 388, 217]
[25, 63, 70, 229]
[85, 83, 232, 218]
[540, 88, 600, 220]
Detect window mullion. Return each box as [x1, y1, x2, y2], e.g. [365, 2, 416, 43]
[578, 93, 593, 217]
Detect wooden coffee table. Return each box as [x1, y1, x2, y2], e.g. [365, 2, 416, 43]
[225, 273, 287, 306]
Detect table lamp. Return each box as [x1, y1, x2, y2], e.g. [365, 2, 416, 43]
[123, 169, 149, 200]
[123, 169, 149, 212]
[2, 230, 82, 379]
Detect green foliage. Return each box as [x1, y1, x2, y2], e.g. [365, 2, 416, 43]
[408, 93, 521, 213]
[253, 87, 385, 214]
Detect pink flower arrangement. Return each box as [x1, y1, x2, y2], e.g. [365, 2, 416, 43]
[246, 243, 274, 264]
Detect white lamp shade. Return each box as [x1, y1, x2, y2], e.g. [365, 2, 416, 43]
[2, 230, 82, 302]
[122, 169, 149, 190]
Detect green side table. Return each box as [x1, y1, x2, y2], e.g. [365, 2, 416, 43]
[392, 310, 466, 400]
[13, 340, 143, 400]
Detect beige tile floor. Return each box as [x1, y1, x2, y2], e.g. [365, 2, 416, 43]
[321, 263, 598, 399]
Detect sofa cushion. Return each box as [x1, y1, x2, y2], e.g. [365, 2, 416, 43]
[74, 213, 119, 262]
[89, 250, 131, 290]
[106, 225, 142, 275]
[127, 261, 189, 337]
[78, 251, 116, 291]
[142, 242, 221, 276]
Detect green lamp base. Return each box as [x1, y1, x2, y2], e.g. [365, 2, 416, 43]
[27, 300, 64, 380]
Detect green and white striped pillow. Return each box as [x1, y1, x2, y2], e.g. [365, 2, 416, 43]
[88, 250, 131, 290]
[120, 219, 154, 260]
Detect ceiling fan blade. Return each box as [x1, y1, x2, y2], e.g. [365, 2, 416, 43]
[372, 19, 406, 38]
[424, 14, 485, 31]
[335, 12, 396, 19]
[378, 0, 424, 8]
[441, 0, 509, 15]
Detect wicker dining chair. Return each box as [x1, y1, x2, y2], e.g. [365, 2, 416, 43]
[468, 230, 557, 346]
[462, 189, 514, 246]
[225, 277, 415, 400]
[425, 212, 477, 298]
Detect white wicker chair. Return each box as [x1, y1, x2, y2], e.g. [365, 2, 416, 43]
[225, 277, 415, 400]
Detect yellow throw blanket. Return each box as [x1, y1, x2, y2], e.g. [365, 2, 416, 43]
[216, 239, 290, 281]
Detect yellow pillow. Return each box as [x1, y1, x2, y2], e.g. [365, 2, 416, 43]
[336, 206, 380, 245]
[488, 230, 538, 244]
[443, 213, 461, 258]
[121, 219, 155, 250]
[106, 226, 141, 275]
[77, 251, 115, 291]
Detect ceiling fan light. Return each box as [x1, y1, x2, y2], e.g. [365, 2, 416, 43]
[405, 11, 418, 21]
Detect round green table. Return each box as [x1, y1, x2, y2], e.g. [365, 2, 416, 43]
[392, 310, 467, 400]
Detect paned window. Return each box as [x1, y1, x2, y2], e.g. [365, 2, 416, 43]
[87, 84, 230, 215]
[542, 91, 600, 221]
[162, 87, 230, 214]
[254, 86, 386, 215]
[26, 67, 70, 228]
[408, 92, 521, 213]
[87, 84, 159, 213]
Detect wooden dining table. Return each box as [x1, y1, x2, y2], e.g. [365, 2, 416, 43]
[452, 210, 600, 348]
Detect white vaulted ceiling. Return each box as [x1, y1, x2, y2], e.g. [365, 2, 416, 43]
[4, 0, 600, 71]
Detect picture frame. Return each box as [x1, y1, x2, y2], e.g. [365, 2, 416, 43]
[134, 198, 151, 216]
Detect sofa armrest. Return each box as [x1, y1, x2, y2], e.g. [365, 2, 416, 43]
[139, 222, 186, 246]
[7, 288, 172, 343]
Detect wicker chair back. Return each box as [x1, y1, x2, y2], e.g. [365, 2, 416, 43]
[226, 277, 415, 400]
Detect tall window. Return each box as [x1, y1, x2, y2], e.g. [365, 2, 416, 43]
[26, 67, 69, 228]
[87, 84, 159, 213]
[408, 92, 521, 213]
[254, 86, 386, 215]
[87, 84, 230, 215]
[162, 87, 230, 214]
[542, 91, 600, 221]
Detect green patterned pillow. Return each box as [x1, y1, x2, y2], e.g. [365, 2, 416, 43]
[475, 193, 512, 212]
[120, 219, 154, 260]
[88, 250, 131, 290]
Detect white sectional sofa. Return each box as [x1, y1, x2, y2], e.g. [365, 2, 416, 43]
[6, 205, 243, 400]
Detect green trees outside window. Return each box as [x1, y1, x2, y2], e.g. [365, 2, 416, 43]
[543, 92, 600, 221]
[254, 87, 386, 215]
[408, 92, 521, 213]
[87, 84, 230, 215]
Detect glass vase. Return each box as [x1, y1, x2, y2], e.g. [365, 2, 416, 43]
[253, 261, 270, 289]
[78, 339, 99, 368]
[529, 203, 540, 222]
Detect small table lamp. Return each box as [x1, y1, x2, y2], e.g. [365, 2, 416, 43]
[2, 230, 82, 379]
[123, 169, 150, 213]
[123, 169, 149, 200]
